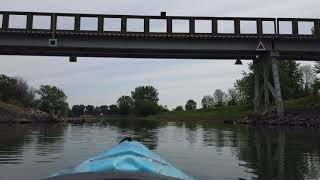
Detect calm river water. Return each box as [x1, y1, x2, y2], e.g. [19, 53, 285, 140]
[0, 119, 320, 180]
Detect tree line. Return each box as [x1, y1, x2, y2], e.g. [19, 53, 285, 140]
[0, 75, 168, 118]
[235, 61, 320, 104]
[70, 86, 169, 117]
[1, 60, 319, 118]
[172, 88, 239, 112]
[171, 61, 320, 112]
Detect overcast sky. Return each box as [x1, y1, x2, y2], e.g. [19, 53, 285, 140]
[0, 0, 319, 108]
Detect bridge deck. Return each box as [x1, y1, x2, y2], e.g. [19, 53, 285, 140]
[0, 11, 320, 60]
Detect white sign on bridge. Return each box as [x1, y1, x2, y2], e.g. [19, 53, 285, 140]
[256, 41, 266, 51]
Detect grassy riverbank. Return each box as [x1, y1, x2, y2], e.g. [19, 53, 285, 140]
[1, 96, 319, 124]
[147, 96, 320, 122]
[146, 105, 252, 122]
[284, 96, 320, 108]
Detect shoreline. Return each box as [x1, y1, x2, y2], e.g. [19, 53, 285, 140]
[0, 101, 52, 123]
[1, 99, 320, 127]
[236, 105, 320, 127]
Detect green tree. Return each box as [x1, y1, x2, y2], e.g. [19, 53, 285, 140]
[109, 104, 119, 115]
[201, 95, 214, 110]
[159, 105, 169, 112]
[24, 87, 36, 108]
[71, 105, 85, 117]
[85, 105, 95, 115]
[117, 96, 134, 115]
[185, 99, 197, 110]
[0, 75, 36, 107]
[94, 106, 101, 115]
[99, 105, 109, 115]
[279, 61, 304, 99]
[36, 85, 67, 119]
[134, 99, 159, 116]
[174, 106, 184, 112]
[300, 65, 316, 96]
[131, 86, 160, 116]
[214, 89, 226, 106]
[227, 88, 238, 106]
[235, 61, 304, 104]
[0, 74, 15, 102]
[131, 86, 159, 103]
[312, 78, 320, 96]
[56, 102, 69, 118]
[234, 64, 255, 104]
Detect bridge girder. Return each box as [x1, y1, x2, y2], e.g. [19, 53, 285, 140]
[0, 34, 319, 60]
[1, 11, 320, 117]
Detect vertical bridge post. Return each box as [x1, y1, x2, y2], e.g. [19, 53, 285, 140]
[263, 57, 270, 113]
[270, 50, 284, 117]
[121, 16, 127, 33]
[26, 13, 34, 32]
[167, 17, 172, 33]
[51, 14, 57, 38]
[253, 59, 261, 113]
[144, 17, 150, 33]
[74, 15, 81, 33]
[98, 16, 104, 34]
[253, 51, 284, 117]
[2, 13, 9, 30]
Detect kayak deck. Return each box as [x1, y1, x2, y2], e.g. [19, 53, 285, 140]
[47, 139, 194, 180]
[46, 172, 181, 180]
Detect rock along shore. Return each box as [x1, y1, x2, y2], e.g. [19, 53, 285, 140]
[236, 106, 320, 127]
[0, 102, 53, 123]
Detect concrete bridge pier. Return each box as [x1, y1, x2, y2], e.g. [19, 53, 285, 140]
[253, 51, 284, 117]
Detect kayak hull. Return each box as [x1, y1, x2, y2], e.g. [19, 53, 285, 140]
[49, 140, 193, 180]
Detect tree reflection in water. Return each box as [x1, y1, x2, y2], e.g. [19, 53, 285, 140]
[35, 124, 67, 156]
[0, 124, 67, 164]
[101, 119, 165, 150]
[198, 123, 320, 180]
[0, 124, 33, 164]
[0, 122, 320, 180]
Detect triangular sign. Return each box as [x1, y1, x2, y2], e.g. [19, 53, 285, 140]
[256, 41, 266, 51]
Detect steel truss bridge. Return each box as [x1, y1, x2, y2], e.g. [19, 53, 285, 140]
[1, 11, 320, 116]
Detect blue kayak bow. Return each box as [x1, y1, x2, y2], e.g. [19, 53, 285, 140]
[46, 137, 194, 180]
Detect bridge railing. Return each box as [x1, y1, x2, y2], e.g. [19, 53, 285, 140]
[0, 11, 319, 37]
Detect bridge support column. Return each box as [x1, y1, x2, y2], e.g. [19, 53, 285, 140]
[252, 51, 284, 117]
[253, 60, 263, 113]
[263, 58, 270, 114]
[270, 51, 284, 117]
[253, 60, 260, 113]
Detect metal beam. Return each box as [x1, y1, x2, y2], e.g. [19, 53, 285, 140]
[253, 60, 261, 113]
[271, 51, 284, 117]
[0, 34, 319, 60]
[2, 13, 9, 30]
[0, 11, 320, 60]
[98, 16, 104, 34]
[263, 59, 270, 113]
[144, 17, 150, 33]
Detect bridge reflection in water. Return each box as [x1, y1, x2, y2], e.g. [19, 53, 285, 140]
[0, 121, 319, 180]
